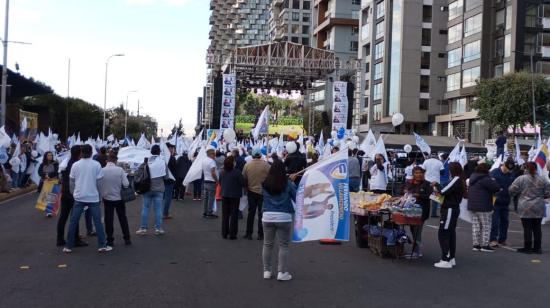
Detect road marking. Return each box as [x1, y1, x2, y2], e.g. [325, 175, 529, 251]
[57, 264, 67, 268]
[19, 266, 30, 270]
[425, 224, 523, 233]
[0, 190, 36, 205]
[531, 260, 542, 264]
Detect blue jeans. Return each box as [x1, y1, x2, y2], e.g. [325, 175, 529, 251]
[203, 182, 216, 215]
[349, 177, 360, 193]
[430, 200, 439, 217]
[10, 171, 19, 189]
[66, 201, 107, 249]
[193, 180, 202, 199]
[163, 182, 174, 216]
[140, 191, 163, 230]
[85, 209, 94, 233]
[490, 207, 509, 243]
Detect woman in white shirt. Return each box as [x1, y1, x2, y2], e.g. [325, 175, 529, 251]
[368, 154, 390, 194]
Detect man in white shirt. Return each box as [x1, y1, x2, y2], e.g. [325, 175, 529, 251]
[64, 144, 111, 253]
[202, 148, 219, 218]
[422, 153, 444, 217]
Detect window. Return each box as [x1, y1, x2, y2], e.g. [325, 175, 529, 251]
[363, 97, 369, 109]
[373, 104, 382, 121]
[422, 28, 431, 46]
[292, 24, 300, 34]
[505, 5, 512, 30]
[303, 1, 311, 10]
[448, 47, 462, 68]
[451, 98, 467, 113]
[462, 66, 480, 88]
[495, 9, 505, 29]
[291, 36, 300, 43]
[421, 51, 430, 69]
[375, 41, 384, 59]
[352, 0, 361, 5]
[292, 0, 300, 9]
[374, 62, 384, 80]
[419, 99, 429, 110]
[464, 14, 482, 37]
[422, 5, 432, 23]
[376, 21, 385, 39]
[352, 10, 360, 20]
[463, 40, 480, 62]
[373, 83, 383, 100]
[465, 0, 482, 11]
[302, 13, 310, 22]
[448, 23, 462, 44]
[350, 41, 359, 51]
[495, 37, 504, 58]
[420, 75, 430, 93]
[504, 34, 511, 57]
[292, 12, 300, 21]
[302, 37, 310, 46]
[361, 23, 370, 40]
[503, 62, 511, 75]
[302, 25, 310, 35]
[447, 72, 461, 91]
[376, 1, 385, 19]
[448, 0, 463, 21]
[351, 26, 359, 36]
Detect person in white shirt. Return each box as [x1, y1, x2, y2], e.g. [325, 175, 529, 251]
[100, 153, 131, 246]
[64, 144, 111, 253]
[369, 154, 391, 193]
[422, 153, 444, 217]
[202, 148, 219, 218]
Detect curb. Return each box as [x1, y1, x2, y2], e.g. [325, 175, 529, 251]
[0, 185, 37, 203]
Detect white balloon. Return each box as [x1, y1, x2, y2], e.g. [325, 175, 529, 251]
[333, 140, 340, 147]
[331, 130, 337, 139]
[223, 129, 237, 143]
[392, 113, 404, 127]
[349, 143, 357, 150]
[352, 136, 359, 143]
[404, 144, 412, 153]
[286, 141, 297, 154]
[351, 129, 357, 135]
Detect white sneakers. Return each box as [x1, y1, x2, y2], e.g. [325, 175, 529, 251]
[263, 271, 292, 281]
[136, 229, 147, 235]
[154, 229, 165, 235]
[263, 271, 272, 279]
[98, 246, 113, 253]
[434, 260, 454, 269]
[450, 258, 456, 266]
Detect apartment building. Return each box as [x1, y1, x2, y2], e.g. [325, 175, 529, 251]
[269, 0, 313, 45]
[356, 0, 448, 134]
[436, 0, 550, 143]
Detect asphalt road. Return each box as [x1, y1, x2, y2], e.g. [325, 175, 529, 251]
[1, 192, 549, 308]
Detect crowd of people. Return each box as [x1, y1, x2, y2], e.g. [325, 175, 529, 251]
[3, 130, 550, 278]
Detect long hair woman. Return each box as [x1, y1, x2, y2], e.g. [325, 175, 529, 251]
[433, 162, 465, 269]
[509, 162, 550, 254]
[261, 159, 296, 281]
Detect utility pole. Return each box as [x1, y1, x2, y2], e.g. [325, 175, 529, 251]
[66, 58, 70, 140]
[0, 0, 10, 127]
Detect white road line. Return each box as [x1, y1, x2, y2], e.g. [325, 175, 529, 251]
[0, 191, 36, 205]
[425, 224, 523, 233]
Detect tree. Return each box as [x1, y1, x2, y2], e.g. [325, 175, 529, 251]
[472, 71, 550, 134]
[107, 104, 158, 140]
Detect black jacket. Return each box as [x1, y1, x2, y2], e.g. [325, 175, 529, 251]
[61, 159, 78, 202]
[175, 155, 192, 179]
[38, 161, 59, 179]
[285, 152, 307, 185]
[405, 180, 432, 221]
[490, 168, 515, 207]
[235, 155, 246, 172]
[165, 155, 177, 184]
[467, 173, 501, 212]
[436, 176, 464, 209]
[220, 169, 244, 198]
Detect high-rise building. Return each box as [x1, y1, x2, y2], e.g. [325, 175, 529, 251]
[269, 0, 313, 45]
[356, 0, 448, 134]
[437, 0, 550, 143]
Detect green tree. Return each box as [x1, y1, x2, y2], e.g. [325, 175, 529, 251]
[107, 104, 158, 140]
[472, 71, 550, 134]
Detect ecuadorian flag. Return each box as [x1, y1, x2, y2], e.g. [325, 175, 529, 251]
[534, 144, 548, 169]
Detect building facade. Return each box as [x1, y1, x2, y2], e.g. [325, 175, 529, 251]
[356, 0, 448, 134]
[269, 0, 313, 45]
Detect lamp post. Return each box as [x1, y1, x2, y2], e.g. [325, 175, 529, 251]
[0, 0, 9, 127]
[102, 53, 124, 139]
[124, 90, 138, 138]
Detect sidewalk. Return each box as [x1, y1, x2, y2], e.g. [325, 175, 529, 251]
[0, 185, 37, 203]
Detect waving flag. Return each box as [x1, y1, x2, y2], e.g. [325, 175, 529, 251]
[0, 126, 11, 148]
[374, 135, 389, 163]
[414, 132, 431, 155]
[448, 141, 461, 163]
[188, 129, 204, 159]
[252, 106, 269, 140]
[360, 130, 377, 159]
[514, 137, 524, 165]
[534, 144, 548, 170]
[293, 149, 350, 242]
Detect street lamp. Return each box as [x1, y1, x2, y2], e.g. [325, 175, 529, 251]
[512, 50, 537, 132]
[102, 53, 125, 139]
[124, 90, 138, 138]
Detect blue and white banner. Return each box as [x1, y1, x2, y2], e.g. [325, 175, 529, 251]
[293, 149, 350, 242]
[220, 73, 236, 129]
[414, 132, 431, 155]
[331, 81, 348, 132]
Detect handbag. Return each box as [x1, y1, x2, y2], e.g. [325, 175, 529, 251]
[134, 163, 151, 194]
[121, 184, 136, 202]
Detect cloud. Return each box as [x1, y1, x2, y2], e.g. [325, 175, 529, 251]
[125, 0, 193, 6]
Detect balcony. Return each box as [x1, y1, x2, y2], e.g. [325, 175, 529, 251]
[314, 13, 360, 35]
[544, 17, 550, 29]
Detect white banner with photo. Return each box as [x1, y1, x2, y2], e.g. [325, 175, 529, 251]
[331, 82, 348, 131]
[220, 73, 236, 130]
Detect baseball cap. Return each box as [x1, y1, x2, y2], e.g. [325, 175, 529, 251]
[252, 147, 262, 158]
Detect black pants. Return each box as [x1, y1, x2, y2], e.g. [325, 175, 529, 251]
[521, 218, 542, 250]
[174, 177, 186, 199]
[57, 197, 80, 243]
[246, 191, 263, 236]
[104, 199, 131, 243]
[438, 207, 459, 261]
[222, 197, 239, 238]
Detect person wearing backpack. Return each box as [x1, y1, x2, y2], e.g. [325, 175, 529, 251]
[136, 145, 168, 236]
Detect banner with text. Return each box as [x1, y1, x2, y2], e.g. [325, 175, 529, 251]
[220, 73, 236, 130]
[331, 82, 348, 131]
[293, 149, 350, 242]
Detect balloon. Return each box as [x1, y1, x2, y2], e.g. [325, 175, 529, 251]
[392, 113, 404, 127]
[352, 136, 359, 143]
[223, 128, 236, 143]
[328, 139, 334, 146]
[337, 127, 345, 140]
[404, 144, 412, 153]
[333, 140, 340, 147]
[210, 141, 218, 149]
[286, 141, 297, 154]
[261, 146, 267, 156]
[331, 130, 337, 139]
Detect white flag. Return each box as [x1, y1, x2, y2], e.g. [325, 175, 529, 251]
[360, 130, 377, 159]
[414, 132, 431, 155]
[188, 129, 204, 160]
[374, 135, 389, 163]
[0, 126, 11, 148]
[183, 147, 207, 186]
[514, 137, 524, 165]
[252, 106, 269, 141]
[448, 141, 461, 163]
[459, 144, 468, 167]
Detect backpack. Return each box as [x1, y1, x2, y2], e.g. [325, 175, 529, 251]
[134, 162, 151, 194]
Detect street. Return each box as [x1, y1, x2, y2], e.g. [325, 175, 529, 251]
[1, 192, 549, 308]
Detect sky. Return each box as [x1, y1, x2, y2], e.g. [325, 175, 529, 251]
[3, 0, 210, 137]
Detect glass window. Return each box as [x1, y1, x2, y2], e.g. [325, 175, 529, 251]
[419, 99, 429, 110]
[495, 9, 505, 28]
[495, 36, 504, 58]
[505, 5, 512, 30]
[451, 98, 467, 113]
[373, 104, 382, 121]
[302, 37, 309, 46]
[448, 0, 463, 21]
[463, 40, 481, 62]
[465, 0, 482, 11]
[350, 41, 358, 51]
[448, 47, 462, 68]
[376, 1, 385, 19]
[447, 72, 461, 92]
[303, 1, 311, 10]
[448, 23, 463, 44]
[504, 34, 511, 57]
[462, 66, 480, 87]
[361, 23, 370, 41]
[423, 5, 432, 23]
[302, 13, 310, 22]
[374, 62, 384, 80]
[503, 62, 511, 74]
[292, 0, 300, 9]
[421, 51, 430, 69]
[494, 64, 504, 77]
[351, 26, 359, 35]
[373, 83, 383, 100]
[422, 28, 431, 46]
[302, 25, 310, 35]
[464, 14, 482, 37]
[292, 12, 300, 21]
[420, 75, 430, 93]
[291, 36, 300, 43]
[376, 21, 384, 39]
[375, 41, 384, 59]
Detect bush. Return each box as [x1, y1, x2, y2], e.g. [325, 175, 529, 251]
[275, 117, 303, 126]
[235, 115, 256, 123]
